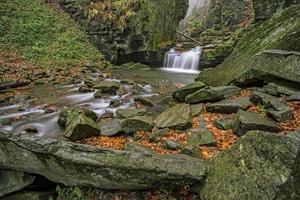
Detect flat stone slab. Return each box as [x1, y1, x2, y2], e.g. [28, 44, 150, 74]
[263, 82, 298, 96]
[185, 86, 241, 104]
[154, 104, 192, 130]
[233, 110, 281, 136]
[172, 81, 206, 102]
[0, 131, 206, 190]
[207, 97, 252, 113]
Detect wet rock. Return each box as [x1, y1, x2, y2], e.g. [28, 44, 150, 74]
[134, 96, 155, 107]
[233, 110, 281, 136]
[154, 104, 192, 130]
[24, 127, 39, 134]
[185, 86, 241, 104]
[263, 82, 298, 97]
[165, 140, 182, 150]
[124, 143, 156, 155]
[100, 119, 122, 137]
[116, 108, 147, 119]
[149, 128, 170, 142]
[64, 114, 100, 141]
[79, 85, 94, 93]
[94, 90, 105, 98]
[0, 118, 13, 126]
[58, 108, 97, 128]
[121, 79, 136, 85]
[93, 81, 120, 95]
[44, 107, 56, 113]
[0, 131, 206, 190]
[251, 90, 293, 122]
[288, 92, 300, 102]
[214, 117, 234, 130]
[200, 130, 300, 200]
[207, 97, 252, 113]
[0, 170, 35, 198]
[172, 81, 206, 102]
[109, 98, 131, 107]
[121, 116, 154, 134]
[98, 111, 114, 123]
[190, 103, 205, 116]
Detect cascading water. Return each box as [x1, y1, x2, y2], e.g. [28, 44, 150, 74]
[163, 46, 202, 72]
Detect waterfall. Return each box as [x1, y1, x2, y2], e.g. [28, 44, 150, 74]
[180, 0, 211, 29]
[163, 47, 202, 71]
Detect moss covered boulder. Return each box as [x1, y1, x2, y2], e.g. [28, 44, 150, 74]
[172, 81, 206, 102]
[58, 108, 97, 128]
[121, 116, 154, 134]
[200, 130, 300, 200]
[197, 5, 300, 86]
[154, 104, 192, 130]
[64, 114, 100, 141]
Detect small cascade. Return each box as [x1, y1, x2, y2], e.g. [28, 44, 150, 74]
[163, 47, 202, 71]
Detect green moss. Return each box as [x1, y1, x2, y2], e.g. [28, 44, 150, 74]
[198, 5, 300, 86]
[0, 0, 105, 68]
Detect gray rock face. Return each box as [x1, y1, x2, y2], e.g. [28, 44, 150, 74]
[0, 131, 206, 190]
[251, 90, 293, 122]
[0, 170, 35, 198]
[93, 81, 120, 95]
[134, 96, 155, 107]
[263, 82, 298, 97]
[121, 116, 154, 134]
[124, 143, 156, 155]
[190, 103, 205, 116]
[100, 119, 122, 136]
[200, 131, 300, 200]
[185, 86, 241, 104]
[288, 92, 300, 102]
[207, 97, 252, 113]
[165, 140, 182, 150]
[154, 104, 192, 130]
[214, 117, 234, 130]
[172, 81, 206, 102]
[1, 190, 53, 200]
[64, 114, 101, 141]
[116, 108, 147, 119]
[233, 110, 281, 136]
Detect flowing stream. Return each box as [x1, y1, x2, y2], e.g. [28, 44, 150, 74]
[0, 69, 198, 138]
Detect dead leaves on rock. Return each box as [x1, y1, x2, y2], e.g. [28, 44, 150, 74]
[78, 135, 127, 150]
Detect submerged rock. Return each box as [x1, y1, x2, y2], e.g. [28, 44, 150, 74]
[185, 86, 241, 104]
[0, 131, 206, 190]
[233, 110, 281, 136]
[0, 170, 35, 198]
[64, 114, 100, 141]
[207, 97, 252, 113]
[200, 130, 300, 200]
[121, 116, 154, 134]
[154, 104, 192, 130]
[172, 81, 206, 102]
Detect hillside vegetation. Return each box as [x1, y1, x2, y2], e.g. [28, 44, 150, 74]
[0, 0, 105, 68]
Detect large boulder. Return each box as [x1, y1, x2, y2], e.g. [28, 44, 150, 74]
[197, 5, 300, 86]
[120, 116, 154, 134]
[185, 86, 241, 104]
[1, 190, 53, 200]
[200, 130, 300, 200]
[0, 170, 35, 198]
[0, 131, 206, 190]
[172, 81, 206, 102]
[233, 110, 281, 136]
[100, 119, 122, 137]
[64, 114, 100, 141]
[154, 104, 192, 130]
